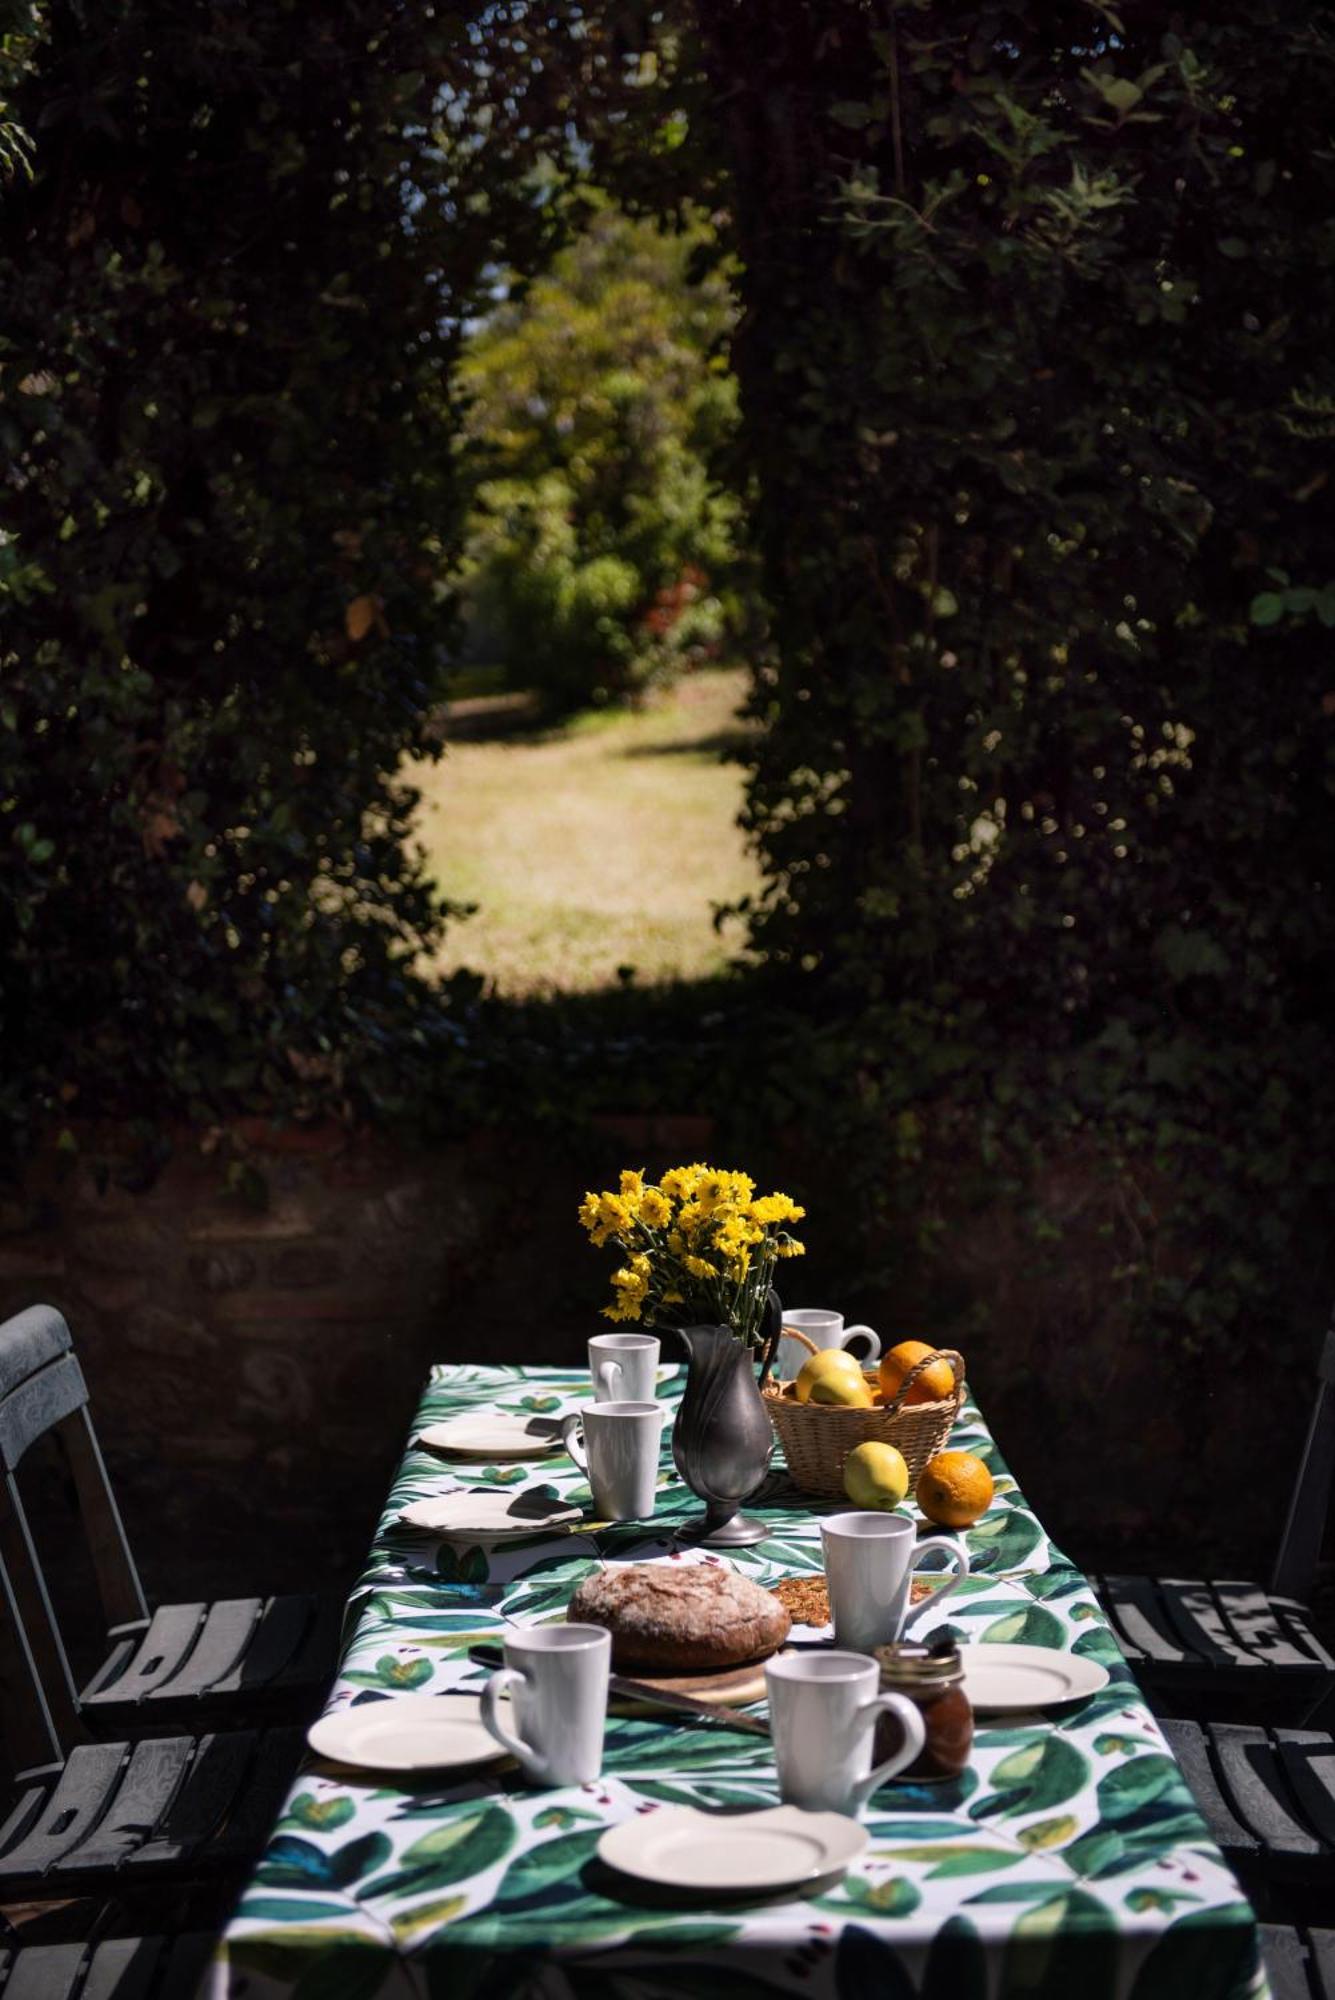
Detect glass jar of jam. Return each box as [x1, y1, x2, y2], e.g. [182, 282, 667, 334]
[871, 1637, 973, 1781]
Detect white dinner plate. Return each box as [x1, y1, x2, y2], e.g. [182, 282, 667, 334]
[598, 1805, 866, 1895]
[418, 1414, 563, 1460]
[962, 1643, 1109, 1711]
[308, 1693, 506, 1773]
[398, 1488, 583, 1540]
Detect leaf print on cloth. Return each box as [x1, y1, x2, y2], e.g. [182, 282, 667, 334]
[921, 1914, 989, 2000]
[343, 1654, 434, 1691]
[833, 1923, 917, 2000]
[999, 1887, 1120, 2000]
[1129, 1905, 1265, 2000]
[358, 1804, 518, 1904]
[971, 1738, 1090, 1820]
[256, 1833, 391, 1892]
[282, 1793, 356, 1833]
[979, 1605, 1067, 1649]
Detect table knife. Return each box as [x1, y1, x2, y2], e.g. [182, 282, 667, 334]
[465, 1644, 771, 1739]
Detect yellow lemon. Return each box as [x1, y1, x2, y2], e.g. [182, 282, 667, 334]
[842, 1440, 910, 1510]
[795, 1348, 874, 1407]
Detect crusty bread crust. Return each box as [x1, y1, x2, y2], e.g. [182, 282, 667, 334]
[568, 1561, 792, 1671]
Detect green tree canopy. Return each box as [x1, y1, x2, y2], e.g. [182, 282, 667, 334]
[457, 199, 743, 708]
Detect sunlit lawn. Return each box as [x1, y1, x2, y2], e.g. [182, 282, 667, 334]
[409, 668, 762, 994]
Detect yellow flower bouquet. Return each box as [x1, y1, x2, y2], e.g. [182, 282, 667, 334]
[578, 1163, 805, 1351]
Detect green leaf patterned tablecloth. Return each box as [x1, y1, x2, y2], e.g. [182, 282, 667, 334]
[208, 1366, 1268, 2000]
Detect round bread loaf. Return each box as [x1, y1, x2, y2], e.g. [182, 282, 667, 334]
[568, 1562, 791, 1671]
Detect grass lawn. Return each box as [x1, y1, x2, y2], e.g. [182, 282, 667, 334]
[408, 667, 762, 994]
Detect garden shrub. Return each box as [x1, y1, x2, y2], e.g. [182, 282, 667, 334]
[621, 1, 1335, 1366]
[0, 1, 569, 1156]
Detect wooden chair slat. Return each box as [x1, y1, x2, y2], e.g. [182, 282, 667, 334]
[0, 1785, 49, 1861]
[1161, 1720, 1259, 1854]
[1209, 1723, 1325, 1857]
[63, 1736, 194, 1872]
[82, 1605, 208, 1707]
[0, 1357, 88, 1474]
[269, 1593, 342, 1693]
[1156, 1578, 1254, 1667]
[210, 1595, 313, 1695]
[0, 1307, 73, 1396]
[208, 1726, 304, 1864]
[1276, 1732, 1335, 1849]
[1095, 1574, 1188, 1663]
[125, 1731, 257, 1869]
[0, 1943, 87, 2000]
[1211, 1581, 1329, 1671]
[79, 1635, 140, 1705]
[1259, 1926, 1314, 2000]
[147, 1599, 262, 1702]
[0, 1742, 127, 1876]
[79, 1936, 168, 2000]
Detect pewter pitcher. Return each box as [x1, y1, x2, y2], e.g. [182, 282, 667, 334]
[671, 1320, 775, 1547]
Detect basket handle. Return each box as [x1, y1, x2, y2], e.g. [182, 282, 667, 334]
[781, 1325, 823, 1360]
[883, 1348, 966, 1419]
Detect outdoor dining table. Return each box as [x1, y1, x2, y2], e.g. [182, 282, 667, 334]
[208, 1363, 1269, 1999]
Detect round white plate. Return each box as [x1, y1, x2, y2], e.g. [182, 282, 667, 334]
[419, 1414, 563, 1460]
[308, 1693, 506, 1773]
[962, 1643, 1110, 1711]
[599, 1805, 866, 1895]
[399, 1488, 582, 1540]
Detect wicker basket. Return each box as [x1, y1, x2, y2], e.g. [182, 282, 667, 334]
[762, 1330, 965, 1500]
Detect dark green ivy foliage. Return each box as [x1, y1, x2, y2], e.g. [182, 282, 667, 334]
[669, 2, 1335, 1355]
[0, 2, 575, 1154]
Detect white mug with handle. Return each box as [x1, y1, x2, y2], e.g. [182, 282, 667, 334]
[479, 1624, 611, 1786]
[766, 1651, 926, 1815]
[560, 1400, 665, 1520]
[821, 1512, 970, 1653]
[588, 1332, 660, 1403]
[777, 1309, 881, 1385]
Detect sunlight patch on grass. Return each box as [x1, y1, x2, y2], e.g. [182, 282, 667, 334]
[407, 668, 762, 995]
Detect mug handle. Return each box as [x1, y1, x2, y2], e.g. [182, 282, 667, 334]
[595, 1358, 622, 1398]
[905, 1535, 971, 1626]
[559, 1413, 587, 1471]
[850, 1692, 926, 1807]
[840, 1323, 881, 1363]
[480, 1667, 547, 1776]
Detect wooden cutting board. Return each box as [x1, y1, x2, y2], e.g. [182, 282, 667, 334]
[608, 1657, 772, 1711]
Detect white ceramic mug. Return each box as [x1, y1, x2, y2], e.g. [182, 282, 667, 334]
[821, 1512, 970, 1653]
[766, 1651, 926, 1815]
[777, 1309, 881, 1385]
[560, 1400, 665, 1520]
[480, 1624, 611, 1785]
[588, 1332, 660, 1403]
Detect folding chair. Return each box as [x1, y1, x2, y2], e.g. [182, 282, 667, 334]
[0, 1305, 339, 1738]
[0, 1547, 304, 1905]
[1094, 1316, 1335, 1724]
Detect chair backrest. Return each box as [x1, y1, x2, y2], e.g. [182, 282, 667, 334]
[1271, 1315, 1335, 1601]
[0, 1542, 62, 1776]
[0, 1305, 147, 1749]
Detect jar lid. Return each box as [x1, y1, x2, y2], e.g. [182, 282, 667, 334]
[874, 1637, 964, 1688]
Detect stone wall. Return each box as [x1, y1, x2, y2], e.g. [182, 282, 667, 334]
[0, 1118, 1318, 1618]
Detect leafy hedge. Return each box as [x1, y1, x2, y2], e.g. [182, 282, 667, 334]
[658, 3, 1335, 1361]
[0, 2, 571, 1155]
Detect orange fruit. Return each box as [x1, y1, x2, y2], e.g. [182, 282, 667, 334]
[878, 1340, 955, 1407]
[916, 1450, 994, 1529]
